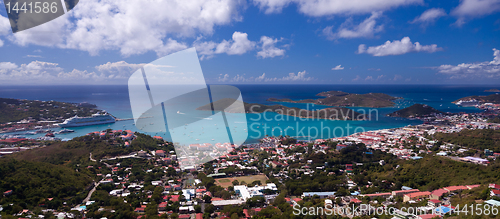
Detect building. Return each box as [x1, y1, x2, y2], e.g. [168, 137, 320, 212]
[392, 189, 420, 197]
[490, 189, 500, 198]
[428, 199, 441, 208]
[301, 191, 336, 199]
[362, 192, 391, 200]
[403, 191, 431, 202]
[429, 189, 448, 200]
[234, 183, 278, 201]
[156, 150, 165, 157]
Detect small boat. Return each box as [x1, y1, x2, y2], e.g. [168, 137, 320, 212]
[55, 129, 75, 134]
[45, 132, 55, 137]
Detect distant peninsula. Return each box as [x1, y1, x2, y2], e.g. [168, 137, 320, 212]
[453, 93, 500, 104]
[387, 104, 444, 118]
[196, 98, 365, 120]
[267, 90, 399, 108]
[485, 89, 500, 92]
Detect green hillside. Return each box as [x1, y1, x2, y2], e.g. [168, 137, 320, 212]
[267, 91, 399, 108]
[387, 104, 444, 118]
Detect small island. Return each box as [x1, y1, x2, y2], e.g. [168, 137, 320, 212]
[197, 98, 366, 120]
[485, 89, 500, 92]
[267, 90, 399, 108]
[387, 104, 444, 118]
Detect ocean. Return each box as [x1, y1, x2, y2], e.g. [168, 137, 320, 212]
[0, 84, 492, 144]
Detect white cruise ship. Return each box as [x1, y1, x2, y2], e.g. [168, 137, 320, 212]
[58, 112, 116, 127]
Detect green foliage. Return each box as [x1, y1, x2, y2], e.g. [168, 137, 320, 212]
[0, 159, 92, 213]
[433, 129, 500, 151]
[387, 104, 444, 118]
[0, 98, 98, 123]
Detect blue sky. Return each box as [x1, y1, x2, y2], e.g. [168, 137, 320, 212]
[0, 0, 499, 85]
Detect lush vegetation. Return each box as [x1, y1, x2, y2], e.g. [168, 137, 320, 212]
[267, 90, 398, 108]
[433, 129, 500, 152]
[0, 98, 99, 123]
[363, 156, 500, 192]
[387, 104, 445, 118]
[0, 159, 92, 214]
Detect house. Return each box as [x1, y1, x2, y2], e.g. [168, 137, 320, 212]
[336, 144, 348, 151]
[428, 199, 441, 208]
[301, 192, 336, 199]
[3, 190, 13, 196]
[443, 186, 467, 193]
[363, 192, 391, 200]
[489, 184, 500, 190]
[138, 150, 147, 157]
[392, 189, 420, 197]
[429, 189, 448, 200]
[156, 150, 165, 157]
[403, 191, 431, 202]
[490, 189, 500, 198]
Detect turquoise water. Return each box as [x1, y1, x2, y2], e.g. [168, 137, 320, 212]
[0, 85, 490, 143]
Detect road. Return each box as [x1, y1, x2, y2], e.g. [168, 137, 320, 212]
[82, 181, 100, 204]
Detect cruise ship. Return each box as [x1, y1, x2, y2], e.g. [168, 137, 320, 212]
[58, 112, 116, 127]
[455, 99, 480, 107]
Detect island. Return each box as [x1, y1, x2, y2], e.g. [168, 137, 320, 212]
[453, 93, 500, 105]
[484, 89, 500, 92]
[387, 104, 444, 118]
[267, 90, 399, 108]
[196, 98, 366, 120]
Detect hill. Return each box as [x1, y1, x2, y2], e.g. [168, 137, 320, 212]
[0, 133, 172, 213]
[387, 104, 444, 118]
[0, 159, 93, 211]
[0, 97, 100, 124]
[453, 93, 500, 104]
[267, 91, 399, 108]
[196, 98, 366, 120]
[433, 129, 500, 152]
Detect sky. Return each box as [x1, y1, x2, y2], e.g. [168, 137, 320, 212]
[0, 0, 499, 85]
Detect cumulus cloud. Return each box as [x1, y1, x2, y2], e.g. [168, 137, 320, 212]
[323, 12, 384, 40]
[195, 32, 256, 60]
[451, 0, 500, 26]
[0, 60, 144, 84]
[252, 0, 423, 16]
[217, 71, 314, 83]
[410, 8, 447, 26]
[357, 37, 442, 56]
[365, 76, 374, 81]
[352, 75, 361, 81]
[0, 15, 10, 47]
[332, 65, 344, 70]
[3, 0, 244, 56]
[257, 36, 286, 58]
[196, 32, 286, 60]
[437, 48, 500, 78]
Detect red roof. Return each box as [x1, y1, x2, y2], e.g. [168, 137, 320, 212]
[350, 198, 362, 203]
[431, 189, 448, 197]
[492, 189, 500, 195]
[429, 199, 441, 203]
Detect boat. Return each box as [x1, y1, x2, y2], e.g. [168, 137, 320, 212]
[57, 112, 116, 128]
[55, 129, 75, 134]
[455, 99, 480, 107]
[45, 132, 55, 137]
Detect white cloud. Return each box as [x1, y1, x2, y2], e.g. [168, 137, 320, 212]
[323, 12, 384, 40]
[437, 48, 500, 78]
[253, 0, 423, 16]
[195, 31, 256, 60]
[257, 36, 285, 58]
[216, 32, 256, 55]
[0, 60, 145, 84]
[0, 39, 3, 47]
[332, 65, 344, 70]
[410, 8, 447, 26]
[352, 75, 361, 81]
[4, 0, 244, 56]
[365, 76, 374, 81]
[0, 15, 10, 47]
[451, 0, 500, 26]
[0, 62, 18, 69]
[217, 71, 313, 83]
[377, 75, 384, 80]
[357, 37, 442, 56]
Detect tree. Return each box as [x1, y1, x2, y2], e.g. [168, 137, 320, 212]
[203, 195, 212, 203]
[232, 180, 239, 186]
